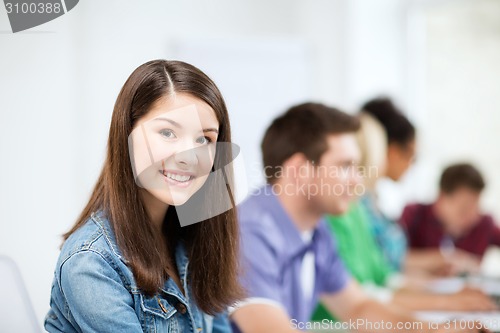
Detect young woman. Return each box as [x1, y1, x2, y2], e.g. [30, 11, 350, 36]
[45, 60, 243, 333]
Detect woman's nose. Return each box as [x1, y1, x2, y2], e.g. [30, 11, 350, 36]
[174, 145, 199, 167]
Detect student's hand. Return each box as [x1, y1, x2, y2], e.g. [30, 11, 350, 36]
[447, 250, 481, 275]
[443, 287, 497, 311]
[409, 249, 454, 277]
[416, 249, 480, 277]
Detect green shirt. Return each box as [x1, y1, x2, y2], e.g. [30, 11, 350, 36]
[311, 201, 393, 321]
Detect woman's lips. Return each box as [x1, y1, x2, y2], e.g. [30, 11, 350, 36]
[158, 169, 195, 188]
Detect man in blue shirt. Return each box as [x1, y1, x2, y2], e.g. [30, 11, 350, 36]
[230, 103, 481, 333]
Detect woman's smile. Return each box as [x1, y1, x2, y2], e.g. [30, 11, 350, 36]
[159, 169, 196, 188]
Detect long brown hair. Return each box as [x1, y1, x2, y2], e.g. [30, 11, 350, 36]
[64, 60, 243, 314]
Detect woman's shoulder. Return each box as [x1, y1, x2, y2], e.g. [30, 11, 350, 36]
[57, 211, 128, 275]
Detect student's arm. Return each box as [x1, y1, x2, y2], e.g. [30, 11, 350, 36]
[404, 249, 452, 276]
[406, 248, 481, 276]
[230, 221, 302, 333]
[231, 303, 298, 333]
[321, 279, 486, 333]
[392, 287, 497, 312]
[55, 251, 143, 333]
[398, 205, 451, 275]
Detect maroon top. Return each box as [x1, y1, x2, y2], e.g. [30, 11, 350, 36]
[399, 203, 500, 258]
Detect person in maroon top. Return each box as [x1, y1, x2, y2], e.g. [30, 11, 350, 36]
[400, 163, 500, 276]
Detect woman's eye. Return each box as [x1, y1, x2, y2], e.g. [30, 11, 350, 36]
[340, 163, 354, 173]
[159, 129, 176, 139]
[196, 136, 212, 145]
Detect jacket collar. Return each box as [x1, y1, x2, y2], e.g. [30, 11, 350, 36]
[91, 210, 190, 302]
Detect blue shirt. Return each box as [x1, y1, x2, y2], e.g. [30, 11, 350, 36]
[361, 194, 407, 271]
[237, 186, 350, 324]
[44, 211, 231, 333]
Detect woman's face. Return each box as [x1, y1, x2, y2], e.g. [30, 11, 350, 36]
[386, 139, 416, 181]
[129, 93, 219, 206]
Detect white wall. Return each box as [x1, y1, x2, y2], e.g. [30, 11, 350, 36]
[0, 7, 80, 329]
[344, 0, 407, 109]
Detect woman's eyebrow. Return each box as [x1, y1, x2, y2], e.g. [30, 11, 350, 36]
[203, 128, 219, 134]
[154, 117, 218, 134]
[153, 117, 181, 128]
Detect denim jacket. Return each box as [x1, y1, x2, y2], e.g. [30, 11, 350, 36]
[44, 211, 231, 333]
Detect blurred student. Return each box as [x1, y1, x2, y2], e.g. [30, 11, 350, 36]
[400, 163, 500, 276]
[230, 103, 481, 333]
[312, 114, 495, 318]
[360, 97, 416, 271]
[361, 98, 463, 277]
